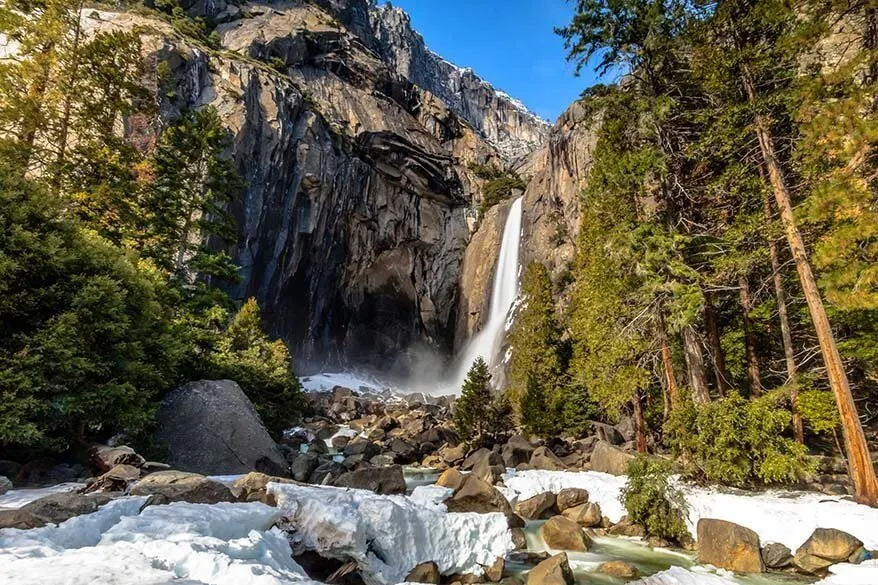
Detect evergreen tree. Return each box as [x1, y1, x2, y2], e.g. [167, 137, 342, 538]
[208, 299, 304, 437]
[455, 357, 492, 443]
[143, 106, 242, 285]
[520, 373, 552, 437]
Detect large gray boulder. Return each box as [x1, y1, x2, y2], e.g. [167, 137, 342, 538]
[130, 470, 233, 504]
[697, 518, 764, 573]
[0, 475, 12, 495]
[156, 380, 288, 476]
[0, 492, 113, 529]
[589, 441, 634, 476]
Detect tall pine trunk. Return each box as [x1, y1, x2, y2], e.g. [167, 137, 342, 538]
[764, 192, 804, 443]
[738, 276, 762, 396]
[633, 392, 648, 453]
[53, 0, 85, 183]
[704, 291, 729, 395]
[741, 66, 878, 505]
[658, 310, 679, 409]
[682, 326, 710, 404]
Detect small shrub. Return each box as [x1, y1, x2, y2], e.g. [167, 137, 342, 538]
[799, 388, 839, 435]
[621, 456, 689, 542]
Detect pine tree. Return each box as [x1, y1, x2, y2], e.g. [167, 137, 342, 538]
[520, 373, 551, 437]
[455, 357, 492, 442]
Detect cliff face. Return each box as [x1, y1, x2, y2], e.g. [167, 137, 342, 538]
[365, 2, 550, 163]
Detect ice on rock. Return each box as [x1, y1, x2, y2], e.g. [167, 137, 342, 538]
[501, 470, 878, 550]
[0, 500, 320, 585]
[269, 482, 515, 585]
[0, 482, 85, 509]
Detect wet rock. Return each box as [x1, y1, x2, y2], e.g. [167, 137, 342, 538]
[406, 561, 440, 584]
[130, 470, 233, 504]
[511, 527, 528, 550]
[334, 464, 406, 495]
[540, 516, 591, 551]
[561, 502, 602, 528]
[444, 475, 515, 519]
[597, 561, 638, 579]
[0, 492, 114, 529]
[589, 441, 634, 476]
[526, 553, 574, 585]
[555, 488, 589, 512]
[436, 467, 463, 490]
[793, 528, 864, 574]
[89, 445, 145, 473]
[502, 435, 536, 468]
[608, 516, 645, 537]
[156, 380, 287, 476]
[529, 447, 565, 471]
[0, 475, 12, 495]
[762, 543, 793, 569]
[515, 492, 556, 520]
[697, 518, 764, 573]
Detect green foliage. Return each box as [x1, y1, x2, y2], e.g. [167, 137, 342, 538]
[666, 391, 814, 487]
[519, 373, 553, 437]
[154, 0, 220, 49]
[0, 164, 181, 449]
[485, 392, 515, 446]
[621, 456, 689, 542]
[455, 357, 493, 442]
[799, 389, 839, 436]
[208, 299, 304, 437]
[471, 163, 526, 215]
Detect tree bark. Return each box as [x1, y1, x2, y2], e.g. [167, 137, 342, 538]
[764, 193, 804, 443]
[703, 290, 729, 395]
[657, 310, 679, 409]
[682, 325, 710, 404]
[633, 392, 648, 454]
[738, 276, 762, 396]
[741, 64, 878, 505]
[53, 0, 85, 183]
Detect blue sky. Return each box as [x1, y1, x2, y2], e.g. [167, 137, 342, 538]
[389, 0, 606, 122]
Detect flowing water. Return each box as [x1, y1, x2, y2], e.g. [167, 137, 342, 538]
[451, 196, 524, 387]
[515, 521, 815, 585]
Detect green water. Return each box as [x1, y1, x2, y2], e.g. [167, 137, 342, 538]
[518, 521, 814, 585]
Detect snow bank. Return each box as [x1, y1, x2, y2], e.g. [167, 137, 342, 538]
[815, 560, 878, 585]
[0, 500, 319, 585]
[269, 482, 514, 585]
[0, 482, 85, 509]
[299, 372, 385, 393]
[501, 470, 878, 550]
[633, 566, 739, 584]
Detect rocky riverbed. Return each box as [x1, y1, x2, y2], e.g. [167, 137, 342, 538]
[1, 380, 877, 585]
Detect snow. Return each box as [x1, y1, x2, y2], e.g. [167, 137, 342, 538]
[268, 482, 515, 585]
[500, 470, 878, 550]
[632, 566, 739, 584]
[0, 482, 86, 509]
[299, 372, 387, 393]
[408, 484, 453, 508]
[0, 500, 320, 585]
[815, 560, 878, 585]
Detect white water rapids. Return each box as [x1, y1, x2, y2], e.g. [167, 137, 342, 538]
[450, 196, 524, 388]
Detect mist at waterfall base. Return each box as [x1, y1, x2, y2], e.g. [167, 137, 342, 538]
[300, 197, 525, 397]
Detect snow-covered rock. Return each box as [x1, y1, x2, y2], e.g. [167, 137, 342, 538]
[500, 470, 878, 551]
[0, 499, 319, 585]
[268, 482, 515, 585]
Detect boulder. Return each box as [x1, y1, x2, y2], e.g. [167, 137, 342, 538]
[608, 516, 645, 537]
[561, 502, 602, 528]
[555, 488, 589, 512]
[793, 528, 864, 574]
[130, 470, 233, 504]
[330, 435, 351, 450]
[526, 553, 574, 585]
[529, 447, 566, 471]
[342, 438, 380, 460]
[406, 561, 440, 584]
[85, 464, 141, 493]
[89, 445, 145, 473]
[0, 492, 113, 529]
[390, 439, 418, 463]
[462, 448, 502, 471]
[540, 516, 591, 551]
[436, 467, 464, 490]
[761, 543, 793, 569]
[473, 456, 504, 485]
[697, 518, 764, 573]
[502, 435, 536, 468]
[485, 557, 505, 582]
[334, 465, 406, 495]
[440, 443, 467, 464]
[0, 475, 12, 495]
[515, 492, 557, 520]
[290, 452, 320, 482]
[589, 441, 634, 476]
[444, 475, 514, 518]
[310, 461, 347, 485]
[155, 380, 287, 476]
[231, 471, 296, 503]
[591, 422, 624, 445]
[597, 561, 639, 579]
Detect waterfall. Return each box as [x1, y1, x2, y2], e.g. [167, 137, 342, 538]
[451, 196, 524, 388]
